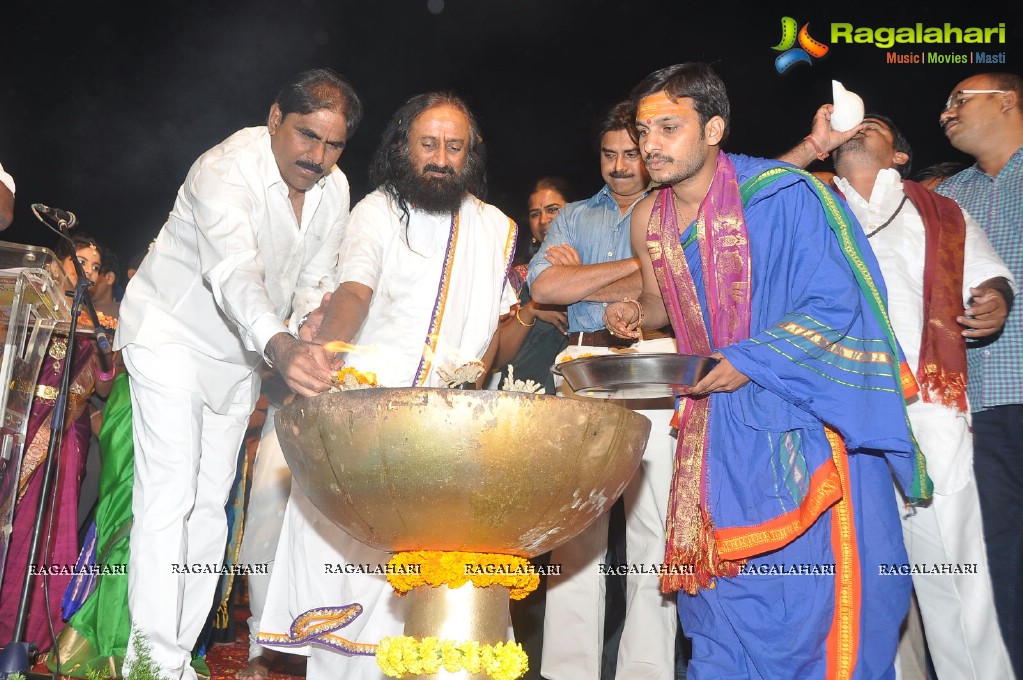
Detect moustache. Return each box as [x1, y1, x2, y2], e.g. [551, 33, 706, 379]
[422, 164, 455, 176]
[939, 117, 956, 130]
[297, 160, 324, 174]
[608, 170, 635, 179]
[644, 154, 673, 164]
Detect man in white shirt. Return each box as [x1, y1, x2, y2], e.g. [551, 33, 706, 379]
[257, 92, 516, 680]
[114, 68, 362, 680]
[793, 112, 1016, 679]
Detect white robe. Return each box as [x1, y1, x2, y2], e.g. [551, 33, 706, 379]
[259, 188, 516, 680]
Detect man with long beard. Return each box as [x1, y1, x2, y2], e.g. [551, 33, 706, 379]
[605, 63, 925, 678]
[257, 92, 517, 680]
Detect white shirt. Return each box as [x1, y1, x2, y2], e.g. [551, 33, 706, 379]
[115, 126, 348, 409]
[0, 161, 14, 194]
[837, 169, 1015, 369]
[336, 188, 517, 387]
[837, 169, 1015, 492]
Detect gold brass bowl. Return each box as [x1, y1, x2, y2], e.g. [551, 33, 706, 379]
[275, 388, 651, 558]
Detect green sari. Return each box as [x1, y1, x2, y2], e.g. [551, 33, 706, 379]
[47, 374, 211, 679]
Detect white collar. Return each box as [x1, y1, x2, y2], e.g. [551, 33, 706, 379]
[835, 167, 904, 210]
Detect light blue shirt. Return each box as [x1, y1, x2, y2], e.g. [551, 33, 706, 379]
[936, 145, 1023, 410]
[526, 185, 641, 332]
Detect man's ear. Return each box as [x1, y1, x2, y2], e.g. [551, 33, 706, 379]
[267, 103, 283, 134]
[1000, 89, 1018, 115]
[893, 151, 910, 169]
[104, 270, 117, 286]
[704, 116, 725, 147]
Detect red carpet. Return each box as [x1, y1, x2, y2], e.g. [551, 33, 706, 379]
[205, 639, 307, 680]
[203, 601, 307, 680]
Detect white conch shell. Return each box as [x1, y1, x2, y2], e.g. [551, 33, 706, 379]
[831, 80, 865, 132]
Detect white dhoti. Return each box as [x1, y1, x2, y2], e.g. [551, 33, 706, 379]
[837, 170, 1017, 680]
[895, 402, 1014, 680]
[237, 403, 293, 659]
[541, 338, 678, 680]
[260, 485, 403, 680]
[257, 189, 517, 680]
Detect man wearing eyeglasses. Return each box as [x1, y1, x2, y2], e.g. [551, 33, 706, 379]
[936, 71, 1023, 677]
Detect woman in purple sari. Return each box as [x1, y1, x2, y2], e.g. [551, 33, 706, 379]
[0, 234, 114, 652]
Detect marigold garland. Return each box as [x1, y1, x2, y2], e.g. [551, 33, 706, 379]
[386, 551, 540, 600]
[335, 366, 378, 387]
[376, 635, 528, 680]
[76, 309, 118, 330]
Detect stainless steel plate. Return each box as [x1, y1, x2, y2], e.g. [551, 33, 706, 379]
[552, 353, 719, 398]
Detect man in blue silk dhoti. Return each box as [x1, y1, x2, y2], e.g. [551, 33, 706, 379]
[604, 63, 930, 679]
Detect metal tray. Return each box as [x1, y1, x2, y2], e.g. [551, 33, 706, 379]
[551, 352, 718, 398]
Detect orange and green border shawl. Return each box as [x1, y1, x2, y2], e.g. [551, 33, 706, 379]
[740, 166, 929, 501]
[649, 160, 930, 596]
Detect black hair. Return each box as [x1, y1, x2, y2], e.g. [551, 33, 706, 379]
[100, 246, 120, 277]
[630, 63, 730, 143]
[912, 161, 966, 185]
[529, 176, 573, 204]
[368, 92, 487, 226]
[596, 100, 639, 147]
[863, 113, 913, 178]
[275, 68, 363, 138]
[54, 233, 101, 262]
[127, 249, 147, 272]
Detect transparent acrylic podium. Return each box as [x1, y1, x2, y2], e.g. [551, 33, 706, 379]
[0, 240, 72, 588]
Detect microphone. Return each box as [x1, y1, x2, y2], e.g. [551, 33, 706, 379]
[32, 203, 77, 228]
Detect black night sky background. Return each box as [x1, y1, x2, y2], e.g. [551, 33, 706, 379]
[1, 1, 1019, 271]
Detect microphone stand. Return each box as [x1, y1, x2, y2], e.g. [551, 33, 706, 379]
[0, 215, 110, 679]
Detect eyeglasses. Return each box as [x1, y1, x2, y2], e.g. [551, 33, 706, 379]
[943, 89, 1008, 113]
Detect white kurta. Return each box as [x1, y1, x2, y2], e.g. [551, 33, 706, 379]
[259, 188, 516, 680]
[837, 169, 1016, 680]
[115, 126, 348, 680]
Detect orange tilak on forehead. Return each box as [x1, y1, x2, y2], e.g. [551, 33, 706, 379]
[636, 91, 689, 122]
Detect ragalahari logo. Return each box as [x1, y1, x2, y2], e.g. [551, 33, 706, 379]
[772, 17, 830, 73]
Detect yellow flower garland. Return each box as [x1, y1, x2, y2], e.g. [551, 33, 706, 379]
[376, 635, 528, 680]
[386, 551, 540, 600]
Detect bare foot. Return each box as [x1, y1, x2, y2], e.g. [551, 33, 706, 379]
[236, 652, 276, 680]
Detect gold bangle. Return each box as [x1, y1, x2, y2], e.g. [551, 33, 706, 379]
[622, 297, 644, 328]
[514, 307, 536, 327]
